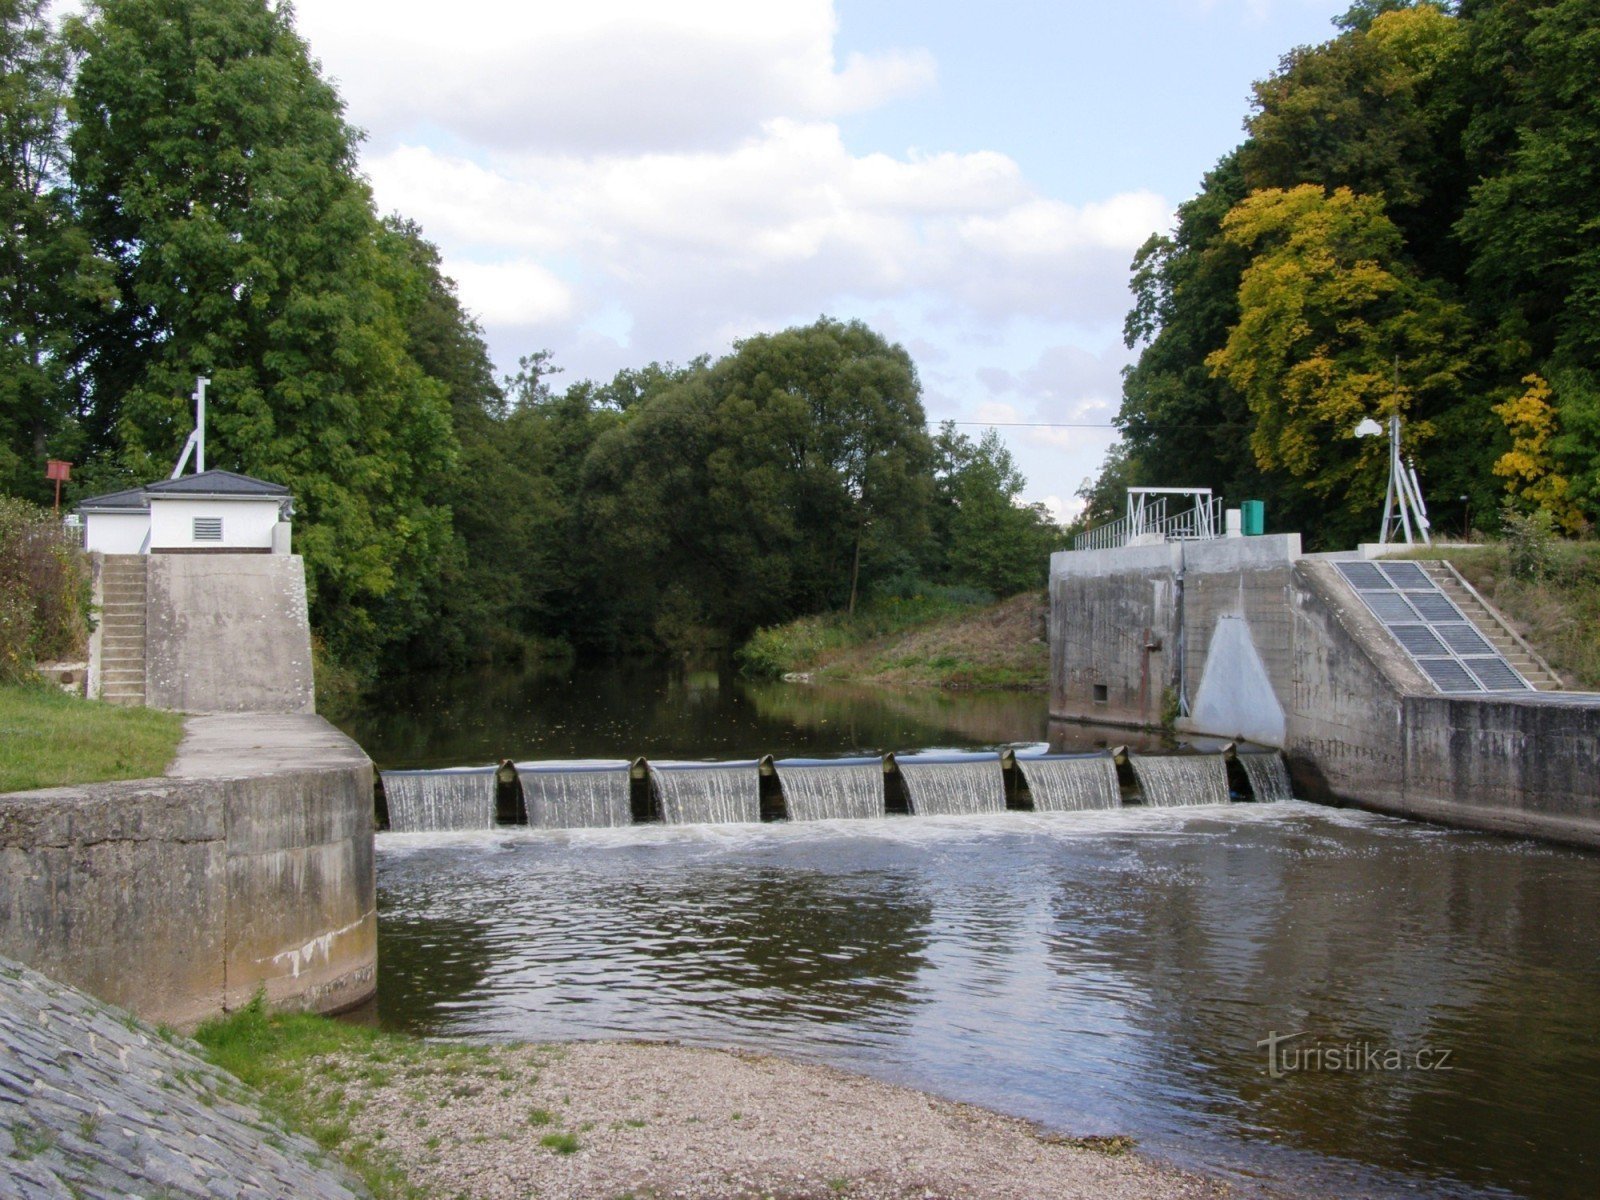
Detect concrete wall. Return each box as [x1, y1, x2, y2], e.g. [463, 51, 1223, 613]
[0, 715, 375, 1027]
[150, 496, 280, 550]
[1050, 538, 1600, 849]
[145, 554, 315, 713]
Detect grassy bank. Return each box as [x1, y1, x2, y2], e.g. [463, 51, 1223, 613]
[0, 684, 185, 792]
[1401, 542, 1600, 690]
[740, 591, 1049, 689]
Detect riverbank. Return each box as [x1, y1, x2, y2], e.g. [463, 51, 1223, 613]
[0, 682, 183, 792]
[197, 1004, 1223, 1200]
[741, 592, 1049, 689]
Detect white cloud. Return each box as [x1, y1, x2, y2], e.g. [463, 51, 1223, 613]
[445, 259, 575, 326]
[295, 0, 935, 154]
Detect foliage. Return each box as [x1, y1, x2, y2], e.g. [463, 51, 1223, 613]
[66, 0, 458, 672]
[737, 588, 993, 680]
[933, 423, 1064, 596]
[0, 495, 89, 680]
[0, 683, 183, 791]
[1499, 498, 1558, 581]
[1492, 373, 1586, 531]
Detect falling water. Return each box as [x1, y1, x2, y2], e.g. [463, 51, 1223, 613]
[1127, 754, 1231, 808]
[894, 756, 1006, 816]
[1016, 754, 1122, 812]
[382, 768, 498, 832]
[775, 759, 885, 821]
[518, 761, 633, 829]
[1239, 752, 1294, 803]
[650, 762, 762, 825]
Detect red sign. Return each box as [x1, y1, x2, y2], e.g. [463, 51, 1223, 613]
[45, 459, 71, 482]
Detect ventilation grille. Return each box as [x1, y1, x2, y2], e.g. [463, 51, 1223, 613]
[193, 516, 223, 542]
[1334, 560, 1531, 694]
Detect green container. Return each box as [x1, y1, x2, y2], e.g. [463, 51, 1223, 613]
[1240, 499, 1266, 536]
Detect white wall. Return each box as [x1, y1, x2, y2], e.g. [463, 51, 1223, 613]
[85, 512, 150, 555]
[149, 498, 280, 551]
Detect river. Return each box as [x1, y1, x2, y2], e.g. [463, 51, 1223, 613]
[337, 662, 1600, 1199]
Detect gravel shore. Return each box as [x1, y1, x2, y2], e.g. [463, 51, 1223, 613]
[321, 1038, 1228, 1200]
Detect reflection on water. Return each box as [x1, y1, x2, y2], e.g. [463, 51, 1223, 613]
[331, 661, 1053, 769]
[373, 806, 1600, 1199]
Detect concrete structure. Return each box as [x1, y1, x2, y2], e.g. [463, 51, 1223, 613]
[1050, 536, 1600, 849]
[88, 554, 315, 713]
[0, 715, 376, 1027]
[76, 469, 293, 556]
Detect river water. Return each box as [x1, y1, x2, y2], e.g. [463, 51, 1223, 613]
[342, 664, 1600, 1199]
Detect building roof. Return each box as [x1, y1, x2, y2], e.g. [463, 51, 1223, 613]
[74, 487, 150, 513]
[143, 469, 290, 498]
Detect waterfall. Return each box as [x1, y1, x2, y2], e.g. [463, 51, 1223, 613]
[894, 755, 1006, 816]
[650, 762, 761, 825]
[1016, 754, 1122, 812]
[1239, 751, 1293, 803]
[518, 760, 633, 829]
[774, 758, 885, 821]
[1127, 754, 1230, 808]
[382, 767, 498, 832]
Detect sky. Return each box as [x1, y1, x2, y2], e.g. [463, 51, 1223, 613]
[285, 0, 1353, 521]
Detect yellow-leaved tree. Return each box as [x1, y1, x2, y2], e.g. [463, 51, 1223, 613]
[1492, 374, 1585, 533]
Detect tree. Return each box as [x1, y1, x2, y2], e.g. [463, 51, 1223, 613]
[933, 423, 1060, 596]
[1492, 373, 1586, 532]
[0, 2, 111, 501]
[1205, 185, 1477, 545]
[68, 0, 457, 669]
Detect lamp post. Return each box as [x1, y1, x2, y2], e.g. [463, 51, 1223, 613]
[1353, 414, 1431, 546]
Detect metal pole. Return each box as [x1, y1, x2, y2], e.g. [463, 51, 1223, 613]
[193, 376, 210, 473]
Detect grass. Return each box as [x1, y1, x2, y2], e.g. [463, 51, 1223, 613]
[1395, 541, 1600, 689]
[0, 683, 185, 793]
[738, 590, 1049, 689]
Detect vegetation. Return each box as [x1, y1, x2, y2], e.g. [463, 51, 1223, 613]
[740, 591, 1050, 690]
[0, 684, 182, 791]
[0, 495, 90, 682]
[1090, 0, 1600, 554]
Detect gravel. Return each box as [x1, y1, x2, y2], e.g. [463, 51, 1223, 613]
[324, 1038, 1229, 1200]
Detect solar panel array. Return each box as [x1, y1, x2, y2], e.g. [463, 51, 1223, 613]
[1333, 560, 1532, 694]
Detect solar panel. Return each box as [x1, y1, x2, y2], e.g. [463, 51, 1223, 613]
[1465, 658, 1531, 692]
[1334, 559, 1533, 696]
[1417, 658, 1482, 693]
[1436, 624, 1493, 656]
[1391, 625, 1447, 656]
[1336, 562, 1390, 589]
[1408, 592, 1463, 622]
[1380, 562, 1430, 587]
[1365, 592, 1420, 623]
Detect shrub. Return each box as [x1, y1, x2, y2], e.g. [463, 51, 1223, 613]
[1499, 499, 1557, 581]
[0, 497, 92, 682]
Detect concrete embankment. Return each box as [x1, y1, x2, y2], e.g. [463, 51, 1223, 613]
[0, 713, 375, 1027]
[1050, 536, 1600, 850]
[0, 953, 363, 1200]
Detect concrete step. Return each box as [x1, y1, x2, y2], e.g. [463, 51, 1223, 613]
[101, 668, 146, 681]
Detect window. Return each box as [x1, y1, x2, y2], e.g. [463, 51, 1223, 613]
[193, 516, 223, 542]
[1092, 684, 1108, 704]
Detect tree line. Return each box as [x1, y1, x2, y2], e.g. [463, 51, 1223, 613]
[1087, 0, 1600, 550]
[0, 0, 1062, 676]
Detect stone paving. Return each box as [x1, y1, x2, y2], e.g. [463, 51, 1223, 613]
[0, 955, 365, 1200]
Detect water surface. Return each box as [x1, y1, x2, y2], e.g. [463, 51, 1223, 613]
[371, 805, 1600, 1199]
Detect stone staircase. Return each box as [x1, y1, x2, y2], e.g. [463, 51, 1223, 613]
[98, 555, 149, 706]
[1421, 560, 1566, 691]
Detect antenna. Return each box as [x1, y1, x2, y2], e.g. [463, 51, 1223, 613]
[169, 375, 212, 479]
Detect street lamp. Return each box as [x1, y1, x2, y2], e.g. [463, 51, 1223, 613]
[1353, 413, 1431, 546]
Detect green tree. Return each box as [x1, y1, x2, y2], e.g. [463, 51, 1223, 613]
[68, 0, 457, 669]
[0, 2, 111, 501]
[1205, 184, 1476, 545]
[932, 423, 1060, 595]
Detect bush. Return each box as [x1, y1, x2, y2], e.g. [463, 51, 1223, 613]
[0, 497, 92, 682]
[1500, 499, 1557, 581]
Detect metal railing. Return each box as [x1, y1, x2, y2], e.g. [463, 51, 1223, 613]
[1073, 491, 1225, 552]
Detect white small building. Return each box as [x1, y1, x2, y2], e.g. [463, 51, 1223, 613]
[77, 469, 294, 555]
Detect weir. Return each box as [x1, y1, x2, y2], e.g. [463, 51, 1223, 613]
[518, 760, 632, 829]
[381, 767, 498, 832]
[773, 757, 886, 821]
[1238, 751, 1293, 803]
[1128, 753, 1231, 808]
[891, 753, 1006, 816]
[1015, 753, 1122, 812]
[649, 761, 762, 825]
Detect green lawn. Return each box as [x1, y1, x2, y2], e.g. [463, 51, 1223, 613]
[0, 684, 185, 793]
